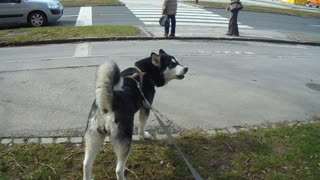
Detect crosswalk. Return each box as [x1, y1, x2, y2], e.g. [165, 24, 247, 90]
[127, 3, 253, 29]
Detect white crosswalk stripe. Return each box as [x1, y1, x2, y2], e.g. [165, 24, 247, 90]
[127, 4, 253, 29]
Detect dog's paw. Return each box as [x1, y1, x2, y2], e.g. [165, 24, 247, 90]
[139, 131, 153, 140]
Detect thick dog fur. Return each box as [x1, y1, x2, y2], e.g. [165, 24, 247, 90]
[83, 49, 188, 180]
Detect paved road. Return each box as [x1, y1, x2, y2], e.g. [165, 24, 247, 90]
[55, 6, 143, 26]
[2, 1, 319, 37]
[205, 8, 320, 34]
[181, 0, 320, 12]
[55, 2, 319, 34]
[47, 4, 320, 40]
[1, 40, 319, 137]
[54, 4, 253, 29]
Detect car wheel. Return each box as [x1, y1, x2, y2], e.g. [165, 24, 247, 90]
[28, 11, 47, 27]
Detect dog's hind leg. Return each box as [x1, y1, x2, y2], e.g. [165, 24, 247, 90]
[111, 135, 132, 180]
[83, 129, 106, 180]
[139, 107, 153, 140]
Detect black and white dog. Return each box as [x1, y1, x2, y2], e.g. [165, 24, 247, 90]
[83, 49, 188, 180]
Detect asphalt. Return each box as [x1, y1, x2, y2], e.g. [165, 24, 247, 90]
[181, 0, 320, 12]
[0, 1, 320, 139]
[1, 1, 320, 47]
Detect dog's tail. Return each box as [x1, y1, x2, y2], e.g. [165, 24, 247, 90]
[95, 61, 120, 113]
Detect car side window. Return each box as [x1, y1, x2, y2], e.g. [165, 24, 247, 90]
[0, 0, 10, 3]
[9, 0, 21, 3]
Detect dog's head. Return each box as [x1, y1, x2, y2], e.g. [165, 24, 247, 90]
[149, 49, 188, 87]
[135, 49, 188, 87]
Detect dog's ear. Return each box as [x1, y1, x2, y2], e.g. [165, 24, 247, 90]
[159, 49, 167, 55]
[151, 52, 161, 67]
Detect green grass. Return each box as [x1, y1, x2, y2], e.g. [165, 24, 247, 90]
[60, 0, 124, 7]
[1, 123, 320, 179]
[0, 25, 141, 44]
[187, 1, 320, 18]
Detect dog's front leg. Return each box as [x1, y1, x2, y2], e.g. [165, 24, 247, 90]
[139, 107, 153, 140]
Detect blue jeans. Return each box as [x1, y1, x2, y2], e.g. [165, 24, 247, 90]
[164, 15, 176, 35]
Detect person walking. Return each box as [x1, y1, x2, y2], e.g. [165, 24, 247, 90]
[162, 0, 177, 38]
[226, 0, 243, 36]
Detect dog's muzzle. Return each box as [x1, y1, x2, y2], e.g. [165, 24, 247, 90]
[177, 67, 188, 79]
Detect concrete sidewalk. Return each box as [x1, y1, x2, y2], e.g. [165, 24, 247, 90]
[1, 26, 319, 48]
[142, 25, 320, 45]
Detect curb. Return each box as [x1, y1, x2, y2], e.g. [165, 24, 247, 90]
[0, 134, 179, 145]
[1, 119, 319, 145]
[1, 36, 320, 48]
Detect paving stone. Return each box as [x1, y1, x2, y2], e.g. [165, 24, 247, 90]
[104, 136, 110, 142]
[27, 138, 39, 143]
[56, 138, 68, 143]
[41, 138, 54, 144]
[71, 137, 83, 143]
[206, 130, 216, 134]
[239, 128, 249, 132]
[227, 128, 238, 134]
[132, 135, 140, 141]
[1, 138, 12, 144]
[14, 138, 25, 144]
[216, 129, 228, 134]
[156, 134, 167, 140]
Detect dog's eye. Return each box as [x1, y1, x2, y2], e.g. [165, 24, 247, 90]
[168, 63, 176, 68]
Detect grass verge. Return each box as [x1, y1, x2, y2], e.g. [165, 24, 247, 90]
[1, 123, 320, 179]
[60, 0, 124, 7]
[0, 25, 141, 45]
[187, 1, 320, 18]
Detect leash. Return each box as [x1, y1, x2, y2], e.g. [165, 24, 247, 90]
[132, 67, 203, 180]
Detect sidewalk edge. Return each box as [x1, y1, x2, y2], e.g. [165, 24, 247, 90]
[1, 36, 319, 48]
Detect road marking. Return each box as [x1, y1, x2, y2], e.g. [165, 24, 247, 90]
[244, 52, 256, 55]
[141, 18, 230, 24]
[136, 15, 226, 19]
[95, 13, 126, 16]
[143, 22, 253, 29]
[131, 10, 213, 14]
[131, 8, 207, 10]
[127, 4, 253, 29]
[310, 25, 320, 28]
[74, 42, 91, 57]
[75, 7, 92, 26]
[132, 12, 221, 16]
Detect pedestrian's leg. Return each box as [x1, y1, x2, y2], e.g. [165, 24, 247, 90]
[164, 18, 169, 38]
[230, 11, 238, 35]
[226, 12, 234, 35]
[170, 15, 176, 37]
[234, 11, 239, 36]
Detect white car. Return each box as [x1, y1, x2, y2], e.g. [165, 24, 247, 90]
[0, 0, 64, 27]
